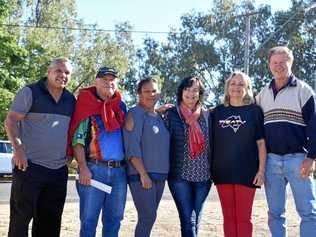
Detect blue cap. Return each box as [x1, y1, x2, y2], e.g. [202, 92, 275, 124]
[96, 66, 118, 78]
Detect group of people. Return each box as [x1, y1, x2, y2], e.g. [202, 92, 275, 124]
[4, 45, 316, 237]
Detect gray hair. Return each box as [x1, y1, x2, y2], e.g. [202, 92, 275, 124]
[48, 57, 72, 71]
[223, 71, 254, 106]
[268, 46, 294, 63]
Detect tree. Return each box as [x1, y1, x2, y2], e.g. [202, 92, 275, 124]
[22, 0, 78, 84]
[70, 24, 130, 94]
[1, 0, 135, 92]
[0, 0, 28, 138]
[138, 0, 315, 105]
[0, 0, 135, 138]
[0, 89, 14, 138]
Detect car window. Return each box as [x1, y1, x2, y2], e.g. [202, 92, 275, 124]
[5, 143, 13, 153]
[0, 143, 5, 153]
[0, 142, 13, 153]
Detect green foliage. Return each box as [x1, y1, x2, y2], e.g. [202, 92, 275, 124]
[1, 0, 133, 91]
[69, 24, 131, 94]
[0, 88, 14, 138]
[0, 0, 9, 21]
[138, 0, 316, 106]
[0, 2, 29, 93]
[0, 0, 134, 139]
[0, 0, 315, 117]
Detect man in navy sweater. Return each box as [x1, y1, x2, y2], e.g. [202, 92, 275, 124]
[256, 46, 316, 237]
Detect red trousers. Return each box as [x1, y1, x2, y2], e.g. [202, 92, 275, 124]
[216, 184, 256, 237]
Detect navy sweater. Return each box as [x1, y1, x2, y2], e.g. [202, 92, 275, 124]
[256, 76, 316, 159]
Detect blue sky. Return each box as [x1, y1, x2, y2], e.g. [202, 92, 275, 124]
[76, 0, 292, 46]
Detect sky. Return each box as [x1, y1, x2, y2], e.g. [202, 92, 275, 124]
[76, 0, 292, 46]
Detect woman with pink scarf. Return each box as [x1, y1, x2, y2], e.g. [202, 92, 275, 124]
[164, 76, 212, 237]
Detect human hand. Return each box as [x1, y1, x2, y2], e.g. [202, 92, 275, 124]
[156, 103, 174, 114]
[300, 157, 315, 179]
[79, 165, 92, 185]
[253, 171, 265, 186]
[12, 148, 28, 171]
[140, 173, 152, 189]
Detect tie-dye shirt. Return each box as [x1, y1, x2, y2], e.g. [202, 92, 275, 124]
[72, 115, 124, 161]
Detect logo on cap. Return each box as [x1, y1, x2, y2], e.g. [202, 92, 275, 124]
[96, 66, 118, 78]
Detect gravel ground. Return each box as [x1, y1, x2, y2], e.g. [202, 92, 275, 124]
[0, 196, 300, 237]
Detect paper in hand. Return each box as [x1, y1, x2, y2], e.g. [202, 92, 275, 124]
[75, 174, 112, 194]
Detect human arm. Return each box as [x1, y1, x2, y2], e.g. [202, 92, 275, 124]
[124, 110, 152, 189]
[5, 111, 28, 171]
[73, 144, 91, 185]
[129, 157, 152, 189]
[253, 106, 266, 186]
[72, 118, 91, 185]
[155, 103, 174, 114]
[253, 139, 266, 186]
[4, 87, 33, 171]
[300, 91, 316, 178]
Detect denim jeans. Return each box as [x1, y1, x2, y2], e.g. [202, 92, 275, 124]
[129, 180, 165, 237]
[265, 153, 316, 237]
[76, 162, 127, 237]
[168, 179, 212, 237]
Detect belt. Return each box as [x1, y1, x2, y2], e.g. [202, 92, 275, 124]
[88, 159, 126, 168]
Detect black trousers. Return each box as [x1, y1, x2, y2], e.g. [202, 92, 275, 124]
[8, 162, 68, 237]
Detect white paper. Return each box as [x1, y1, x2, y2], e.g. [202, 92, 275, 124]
[75, 174, 112, 194]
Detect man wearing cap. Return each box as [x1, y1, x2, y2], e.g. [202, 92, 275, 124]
[5, 58, 76, 237]
[68, 66, 127, 237]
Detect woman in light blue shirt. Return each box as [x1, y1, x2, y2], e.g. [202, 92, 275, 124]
[123, 77, 170, 237]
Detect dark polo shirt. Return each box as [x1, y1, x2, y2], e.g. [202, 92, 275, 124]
[10, 78, 76, 169]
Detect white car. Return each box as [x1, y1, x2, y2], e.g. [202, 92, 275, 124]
[0, 140, 13, 176]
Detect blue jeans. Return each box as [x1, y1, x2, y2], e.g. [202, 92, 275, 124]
[265, 153, 316, 237]
[168, 179, 212, 237]
[76, 162, 127, 237]
[129, 180, 165, 237]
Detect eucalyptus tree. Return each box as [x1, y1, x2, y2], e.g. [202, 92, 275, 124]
[138, 0, 315, 105]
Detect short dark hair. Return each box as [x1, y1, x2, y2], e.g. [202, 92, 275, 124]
[176, 76, 205, 105]
[137, 77, 158, 94]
